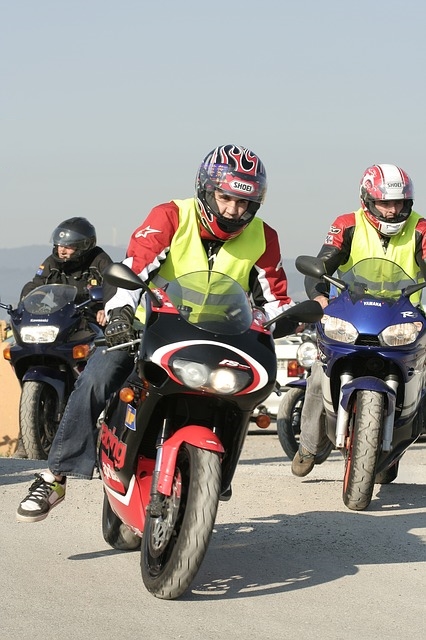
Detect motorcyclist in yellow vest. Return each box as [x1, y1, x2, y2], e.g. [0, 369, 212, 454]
[292, 163, 426, 478]
[131, 198, 266, 323]
[106, 149, 296, 336]
[17, 144, 299, 523]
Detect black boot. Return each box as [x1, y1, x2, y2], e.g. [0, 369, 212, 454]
[12, 436, 28, 459]
[219, 485, 232, 501]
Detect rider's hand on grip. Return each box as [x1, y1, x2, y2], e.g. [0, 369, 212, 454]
[104, 305, 135, 348]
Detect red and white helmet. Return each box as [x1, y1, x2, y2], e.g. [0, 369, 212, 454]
[195, 144, 267, 241]
[359, 164, 414, 236]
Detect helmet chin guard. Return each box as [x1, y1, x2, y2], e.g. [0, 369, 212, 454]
[364, 213, 408, 237]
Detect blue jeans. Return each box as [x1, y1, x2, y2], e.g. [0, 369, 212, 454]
[48, 347, 135, 479]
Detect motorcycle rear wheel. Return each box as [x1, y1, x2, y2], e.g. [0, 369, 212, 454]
[343, 390, 384, 511]
[101, 491, 141, 550]
[20, 381, 59, 460]
[141, 443, 221, 600]
[276, 388, 333, 463]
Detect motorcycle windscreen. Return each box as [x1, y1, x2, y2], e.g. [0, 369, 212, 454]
[164, 270, 252, 335]
[338, 258, 417, 302]
[21, 284, 78, 315]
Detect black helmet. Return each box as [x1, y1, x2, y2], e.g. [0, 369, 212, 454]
[51, 217, 97, 262]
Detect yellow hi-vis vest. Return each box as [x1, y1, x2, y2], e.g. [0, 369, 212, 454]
[135, 198, 266, 321]
[337, 208, 423, 305]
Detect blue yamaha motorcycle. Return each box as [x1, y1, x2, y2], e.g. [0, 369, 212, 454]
[1, 284, 104, 459]
[296, 255, 426, 511]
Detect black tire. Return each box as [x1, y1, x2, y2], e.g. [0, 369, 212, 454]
[276, 388, 304, 459]
[102, 492, 141, 550]
[375, 460, 399, 484]
[20, 381, 60, 460]
[276, 388, 333, 464]
[343, 390, 384, 511]
[141, 443, 221, 600]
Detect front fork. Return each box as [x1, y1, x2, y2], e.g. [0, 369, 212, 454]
[333, 373, 398, 451]
[148, 418, 225, 517]
[148, 419, 168, 517]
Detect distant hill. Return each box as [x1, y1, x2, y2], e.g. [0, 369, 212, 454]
[0, 245, 306, 319]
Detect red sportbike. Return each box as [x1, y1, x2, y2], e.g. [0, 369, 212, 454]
[98, 263, 322, 599]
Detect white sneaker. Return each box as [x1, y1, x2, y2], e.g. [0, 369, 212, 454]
[16, 471, 66, 523]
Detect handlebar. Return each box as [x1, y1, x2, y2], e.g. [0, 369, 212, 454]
[94, 337, 142, 353]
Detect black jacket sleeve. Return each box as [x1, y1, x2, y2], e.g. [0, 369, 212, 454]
[305, 228, 354, 300]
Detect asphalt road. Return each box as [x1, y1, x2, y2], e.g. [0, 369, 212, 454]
[1, 428, 425, 640]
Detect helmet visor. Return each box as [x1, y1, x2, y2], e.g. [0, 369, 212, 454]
[204, 164, 266, 203]
[51, 226, 91, 248]
[364, 197, 413, 224]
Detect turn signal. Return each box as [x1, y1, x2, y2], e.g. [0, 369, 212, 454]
[120, 387, 135, 403]
[72, 344, 91, 360]
[3, 346, 11, 361]
[255, 413, 271, 429]
[287, 359, 304, 378]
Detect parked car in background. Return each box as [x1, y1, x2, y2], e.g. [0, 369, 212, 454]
[252, 333, 304, 423]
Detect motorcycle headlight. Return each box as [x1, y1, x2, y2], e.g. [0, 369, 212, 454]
[20, 325, 60, 344]
[297, 341, 317, 368]
[209, 368, 249, 394]
[380, 322, 422, 346]
[172, 359, 249, 394]
[173, 360, 209, 388]
[321, 315, 358, 344]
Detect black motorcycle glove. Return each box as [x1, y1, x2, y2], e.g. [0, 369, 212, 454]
[104, 305, 135, 348]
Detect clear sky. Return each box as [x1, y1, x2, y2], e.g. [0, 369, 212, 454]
[2, 0, 425, 259]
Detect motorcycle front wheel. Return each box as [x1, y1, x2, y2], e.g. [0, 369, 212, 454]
[141, 443, 221, 600]
[343, 390, 384, 511]
[276, 388, 333, 464]
[20, 381, 60, 459]
[102, 491, 141, 550]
